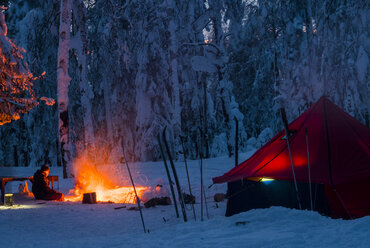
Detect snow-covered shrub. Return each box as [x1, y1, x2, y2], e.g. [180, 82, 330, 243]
[210, 133, 228, 157]
[246, 137, 257, 151]
[256, 128, 274, 148]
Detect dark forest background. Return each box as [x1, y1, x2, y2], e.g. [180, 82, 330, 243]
[0, 0, 368, 167]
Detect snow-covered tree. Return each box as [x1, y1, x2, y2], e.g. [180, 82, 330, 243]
[0, 5, 56, 167]
[0, 12, 39, 126]
[69, 0, 95, 163]
[87, 0, 135, 162]
[1, 0, 368, 167]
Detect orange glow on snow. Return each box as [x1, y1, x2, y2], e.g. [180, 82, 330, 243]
[65, 153, 149, 204]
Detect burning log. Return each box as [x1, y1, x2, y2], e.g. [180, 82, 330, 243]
[64, 154, 149, 204]
[82, 192, 97, 204]
[114, 205, 126, 210]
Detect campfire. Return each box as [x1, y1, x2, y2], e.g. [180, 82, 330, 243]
[65, 153, 149, 204]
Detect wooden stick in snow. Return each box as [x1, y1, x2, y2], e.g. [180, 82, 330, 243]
[121, 141, 147, 233]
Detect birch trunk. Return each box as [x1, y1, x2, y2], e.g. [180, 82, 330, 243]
[57, 0, 72, 178]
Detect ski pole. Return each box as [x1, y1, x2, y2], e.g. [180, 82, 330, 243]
[203, 184, 209, 219]
[121, 141, 147, 233]
[180, 135, 196, 221]
[162, 127, 188, 222]
[198, 127, 204, 221]
[157, 134, 179, 218]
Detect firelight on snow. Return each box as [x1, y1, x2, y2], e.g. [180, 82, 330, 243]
[65, 153, 149, 204]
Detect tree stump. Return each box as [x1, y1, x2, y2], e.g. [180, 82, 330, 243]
[4, 194, 13, 206]
[82, 192, 97, 204]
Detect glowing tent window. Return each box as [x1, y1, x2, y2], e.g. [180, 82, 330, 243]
[261, 178, 274, 184]
[261, 178, 274, 182]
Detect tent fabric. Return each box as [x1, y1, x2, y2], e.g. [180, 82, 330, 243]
[213, 96, 370, 185]
[213, 96, 370, 219]
[225, 180, 330, 217]
[324, 178, 370, 219]
[225, 178, 370, 219]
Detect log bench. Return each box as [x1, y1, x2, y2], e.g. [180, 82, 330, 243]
[0, 175, 59, 204]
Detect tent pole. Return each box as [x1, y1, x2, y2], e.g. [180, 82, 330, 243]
[305, 125, 313, 210]
[280, 108, 302, 210]
[286, 139, 302, 210]
[332, 187, 353, 220]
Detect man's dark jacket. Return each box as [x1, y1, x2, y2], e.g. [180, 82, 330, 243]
[32, 169, 53, 199]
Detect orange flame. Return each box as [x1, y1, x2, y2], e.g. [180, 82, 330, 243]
[65, 152, 149, 204]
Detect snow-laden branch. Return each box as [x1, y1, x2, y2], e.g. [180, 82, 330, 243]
[181, 42, 222, 55]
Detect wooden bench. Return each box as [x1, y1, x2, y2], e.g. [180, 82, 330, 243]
[0, 175, 59, 204]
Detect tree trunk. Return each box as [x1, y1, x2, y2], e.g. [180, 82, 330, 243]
[57, 0, 73, 178]
[72, 0, 96, 158]
[305, 0, 313, 98]
[202, 74, 209, 158]
[167, 2, 181, 149]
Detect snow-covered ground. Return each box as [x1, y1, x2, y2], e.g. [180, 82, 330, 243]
[1, 152, 370, 248]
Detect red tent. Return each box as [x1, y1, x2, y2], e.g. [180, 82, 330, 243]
[213, 96, 370, 218]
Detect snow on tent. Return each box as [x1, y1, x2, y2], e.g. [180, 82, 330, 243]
[213, 96, 370, 219]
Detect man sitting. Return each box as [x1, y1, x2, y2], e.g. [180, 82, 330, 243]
[32, 164, 64, 201]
